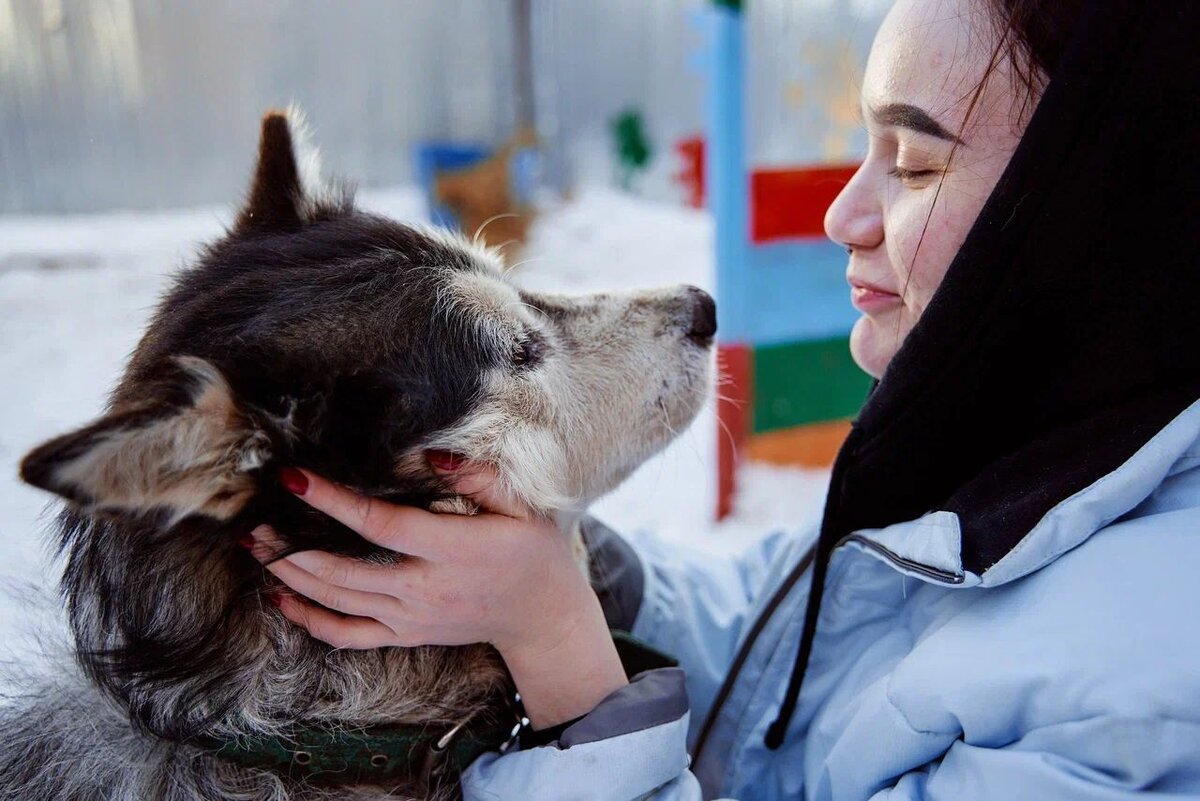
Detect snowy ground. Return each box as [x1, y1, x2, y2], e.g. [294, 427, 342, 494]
[0, 187, 829, 658]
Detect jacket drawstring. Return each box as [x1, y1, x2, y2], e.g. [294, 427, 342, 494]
[764, 426, 862, 749]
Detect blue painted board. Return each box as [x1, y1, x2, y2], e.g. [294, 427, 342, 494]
[742, 238, 859, 346]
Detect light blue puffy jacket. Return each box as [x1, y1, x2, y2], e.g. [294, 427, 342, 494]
[462, 397, 1200, 800]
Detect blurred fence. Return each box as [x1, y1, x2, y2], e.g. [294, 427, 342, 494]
[0, 0, 885, 215]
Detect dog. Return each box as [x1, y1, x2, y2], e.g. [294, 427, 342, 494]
[0, 109, 715, 800]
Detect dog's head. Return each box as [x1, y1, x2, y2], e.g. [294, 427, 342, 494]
[21, 110, 714, 536]
[15, 110, 715, 738]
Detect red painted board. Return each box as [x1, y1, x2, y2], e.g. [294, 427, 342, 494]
[716, 342, 753, 520]
[675, 136, 706, 210]
[751, 163, 860, 243]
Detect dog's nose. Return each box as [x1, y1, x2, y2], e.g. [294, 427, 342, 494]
[685, 286, 717, 344]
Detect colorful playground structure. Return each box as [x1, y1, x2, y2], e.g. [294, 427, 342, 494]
[703, 0, 872, 518]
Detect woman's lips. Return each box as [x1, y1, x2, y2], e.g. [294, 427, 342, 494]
[848, 276, 902, 312]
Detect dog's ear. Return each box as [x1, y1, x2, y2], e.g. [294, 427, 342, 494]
[20, 357, 274, 524]
[235, 107, 329, 234]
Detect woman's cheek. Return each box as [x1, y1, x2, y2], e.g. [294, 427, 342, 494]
[891, 202, 959, 312]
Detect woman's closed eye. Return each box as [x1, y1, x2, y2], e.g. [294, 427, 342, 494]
[888, 165, 942, 186]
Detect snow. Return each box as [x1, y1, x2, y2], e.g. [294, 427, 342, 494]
[0, 187, 829, 657]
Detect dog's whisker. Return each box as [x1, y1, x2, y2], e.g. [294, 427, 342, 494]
[502, 256, 546, 274]
[714, 408, 742, 464]
[472, 212, 520, 247]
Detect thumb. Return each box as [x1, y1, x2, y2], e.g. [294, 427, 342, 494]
[426, 451, 530, 519]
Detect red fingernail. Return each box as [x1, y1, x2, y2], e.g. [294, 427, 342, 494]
[426, 450, 464, 472]
[279, 467, 309, 495]
[238, 533, 255, 549]
[268, 592, 284, 608]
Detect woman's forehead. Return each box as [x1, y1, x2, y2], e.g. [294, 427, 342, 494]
[862, 0, 1007, 138]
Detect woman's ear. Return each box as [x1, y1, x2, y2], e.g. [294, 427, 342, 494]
[20, 356, 273, 525]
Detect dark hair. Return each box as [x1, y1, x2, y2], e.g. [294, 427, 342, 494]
[985, 0, 1085, 116]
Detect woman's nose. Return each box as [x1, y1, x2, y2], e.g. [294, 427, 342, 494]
[824, 166, 883, 251]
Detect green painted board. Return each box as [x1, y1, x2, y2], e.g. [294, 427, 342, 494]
[752, 337, 872, 433]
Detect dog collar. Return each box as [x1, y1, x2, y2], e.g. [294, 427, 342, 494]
[197, 708, 522, 789]
[198, 631, 675, 787]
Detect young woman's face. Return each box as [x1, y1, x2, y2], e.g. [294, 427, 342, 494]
[825, 0, 1040, 379]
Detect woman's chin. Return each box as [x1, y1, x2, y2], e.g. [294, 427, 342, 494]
[849, 314, 901, 380]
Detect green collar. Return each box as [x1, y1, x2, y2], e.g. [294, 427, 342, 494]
[199, 630, 676, 787]
[197, 712, 519, 789]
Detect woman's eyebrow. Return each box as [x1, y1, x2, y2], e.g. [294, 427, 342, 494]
[870, 102, 965, 144]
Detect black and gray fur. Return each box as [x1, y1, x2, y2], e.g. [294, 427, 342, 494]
[0, 109, 714, 800]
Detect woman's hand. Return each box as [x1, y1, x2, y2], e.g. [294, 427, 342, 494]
[249, 460, 628, 728]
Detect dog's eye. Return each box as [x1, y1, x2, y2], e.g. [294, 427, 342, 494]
[512, 337, 543, 369]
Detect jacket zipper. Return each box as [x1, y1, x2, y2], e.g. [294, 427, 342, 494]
[692, 531, 961, 768]
[838, 534, 965, 585]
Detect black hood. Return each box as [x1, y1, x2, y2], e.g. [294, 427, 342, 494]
[765, 0, 1200, 748]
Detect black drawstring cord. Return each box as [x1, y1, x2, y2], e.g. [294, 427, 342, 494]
[763, 427, 862, 749]
[692, 543, 818, 767]
[762, 525, 833, 748]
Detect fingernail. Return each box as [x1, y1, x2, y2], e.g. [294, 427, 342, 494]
[279, 467, 309, 495]
[269, 593, 284, 609]
[426, 450, 464, 472]
[238, 533, 255, 550]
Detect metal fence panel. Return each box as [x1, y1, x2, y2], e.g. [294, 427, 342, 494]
[0, 0, 883, 214]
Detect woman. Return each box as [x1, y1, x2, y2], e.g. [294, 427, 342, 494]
[252, 0, 1200, 797]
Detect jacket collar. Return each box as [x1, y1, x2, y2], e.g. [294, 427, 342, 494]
[847, 396, 1200, 589]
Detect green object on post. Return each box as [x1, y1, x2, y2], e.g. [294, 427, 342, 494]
[611, 109, 654, 190]
[711, 0, 743, 11]
[752, 336, 873, 434]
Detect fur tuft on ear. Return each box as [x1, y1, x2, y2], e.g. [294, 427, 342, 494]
[235, 106, 341, 234]
[281, 104, 327, 208]
[19, 357, 272, 525]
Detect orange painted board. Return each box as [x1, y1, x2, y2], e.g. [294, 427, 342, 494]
[745, 419, 853, 468]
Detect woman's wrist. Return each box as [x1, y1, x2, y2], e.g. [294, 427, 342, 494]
[497, 593, 628, 730]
